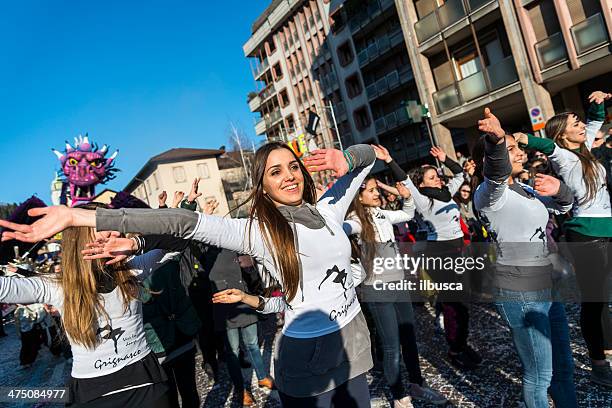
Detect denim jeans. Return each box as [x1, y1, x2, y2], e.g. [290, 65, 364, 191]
[495, 288, 576, 408]
[225, 322, 267, 389]
[364, 299, 423, 399]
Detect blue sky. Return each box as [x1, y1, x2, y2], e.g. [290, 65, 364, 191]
[0, 0, 269, 204]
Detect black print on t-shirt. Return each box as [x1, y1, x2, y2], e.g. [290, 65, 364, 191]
[318, 265, 348, 299]
[530, 226, 546, 243]
[97, 324, 125, 354]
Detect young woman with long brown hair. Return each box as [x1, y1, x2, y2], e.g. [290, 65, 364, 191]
[0, 143, 383, 407]
[343, 173, 448, 407]
[376, 144, 481, 370]
[0, 203, 174, 407]
[514, 91, 612, 387]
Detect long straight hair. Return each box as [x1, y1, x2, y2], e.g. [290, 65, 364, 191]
[59, 224, 139, 349]
[546, 112, 601, 206]
[234, 142, 317, 303]
[348, 176, 378, 280]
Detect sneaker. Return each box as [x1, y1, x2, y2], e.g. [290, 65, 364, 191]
[464, 345, 482, 365]
[591, 362, 612, 388]
[258, 377, 274, 390]
[242, 390, 255, 407]
[393, 396, 414, 408]
[448, 351, 478, 370]
[409, 383, 447, 405]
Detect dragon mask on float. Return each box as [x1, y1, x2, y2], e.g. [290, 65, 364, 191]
[52, 134, 119, 205]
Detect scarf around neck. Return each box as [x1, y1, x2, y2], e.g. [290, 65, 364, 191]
[419, 186, 452, 202]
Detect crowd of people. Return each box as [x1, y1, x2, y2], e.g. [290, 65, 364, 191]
[0, 90, 610, 408]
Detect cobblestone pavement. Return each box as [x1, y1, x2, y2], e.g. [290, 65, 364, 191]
[0, 303, 611, 407]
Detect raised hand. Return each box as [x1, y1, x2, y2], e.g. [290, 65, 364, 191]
[372, 145, 392, 163]
[478, 107, 505, 140]
[512, 132, 528, 145]
[188, 178, 202, 203]
[534, 173, 560, 196]
[0, 206, 78, 243]
[202, 198, 219, 215]
[212, 288, 245, 304]
[171, 191, 185, 208]
[463, 159, 476, 176]
[158, 191, 167, 207]
[303, 148, 349, 177]
[395, 182, 412, 199]
[588, 91, 611, 104]
[82, 235, 137, 265]
[430, 146, 447, 162]
[376, 180, 399, 196]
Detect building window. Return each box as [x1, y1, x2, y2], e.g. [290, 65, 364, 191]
[197, 163, 210, 179]
[337, 41, 354, 66]
[280, 89, 290, 107]
[353, 106, 371, 131]
[345, 73, 362, 98]
[173, 166, 186, 183]
[273, 63, 283, 80]
[151, 172, 159, 190]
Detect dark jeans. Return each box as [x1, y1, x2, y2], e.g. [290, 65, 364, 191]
[278, 373, 370, 408]
[565, 230, 611, 361]
[496, 288, 576, 408]
[162, 347, 200, 408]
[364, 300, 423, 399]
[224, 322, 268, 391]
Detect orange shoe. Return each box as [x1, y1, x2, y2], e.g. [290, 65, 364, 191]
[242, 390, 255, 407]
[258, 376, 274, 390]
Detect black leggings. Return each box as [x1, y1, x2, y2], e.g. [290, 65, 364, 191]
[278, 373, 370, 408]
[426, 238, 470, 353]
[162, 348, 200, 408]
[566, 230, 611, 361]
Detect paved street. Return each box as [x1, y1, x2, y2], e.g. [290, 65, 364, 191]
[1, 303, 611, 407]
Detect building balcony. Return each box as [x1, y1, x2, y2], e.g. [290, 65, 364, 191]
[248, 94, 261, 112]
[349, 0, 395, 35]
[374, 106, 412, 135]
[437, 0, 466, 30]
[356, 27, 404, 68]
[414, 0, 497, 46]
[570, 13, 610, 56]
[259, 83, 276, 102]
[254, 59, 270, 79]
[535, 32, 568, 70]
[365, 67, 413, 101]
[255, 118, 266, 135]
[433, 56, 518, 114]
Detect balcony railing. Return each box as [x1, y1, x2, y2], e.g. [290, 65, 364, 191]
[415, 11, 440, 44]
[468, 0, 492, 11]
[457, 71, 487, 102]
[571, 13, 609, 55]
[365, 68, 413, 100]
[535, 32, 568, 70]
[414, 0, 494, 44]
[433, 56, 519, 114]
[349, 0, 396, 34]
[248, 94, 261, 111]
[254, 59, 270, 78]
[433, 83, 462, 113]
[438, 0, 466, 29]
[487, 55, 518, 90]
[255, 118, 266, 135]
[374, 106, 413, 135]
[356, 27, 404, 67]
[259, 83, 276, 101]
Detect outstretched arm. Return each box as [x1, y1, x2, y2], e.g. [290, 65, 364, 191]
[0, 276, 57, 305]
[473, 108, 511, 212]
[431, 146, 464, 195]
[308, 144, 377, 221]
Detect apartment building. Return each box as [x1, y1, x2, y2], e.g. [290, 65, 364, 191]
[244, 0, 434, 171]
[394, 0, 611, 150]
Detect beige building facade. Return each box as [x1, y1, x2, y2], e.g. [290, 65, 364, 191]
[125, 148, 231, 216]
